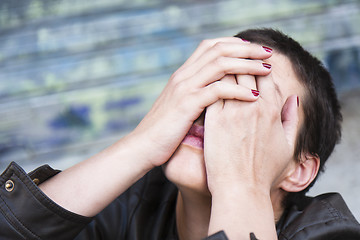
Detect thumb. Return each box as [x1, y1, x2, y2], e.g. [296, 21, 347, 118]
[281, 95, 299, 149]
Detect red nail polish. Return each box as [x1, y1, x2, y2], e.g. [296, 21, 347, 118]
[242, 39, 250, 43]
[251, 89, 260, 97]
[262, 63, 271, 69]
[263, 46, 273, 53]
[297, 96, 300, 107]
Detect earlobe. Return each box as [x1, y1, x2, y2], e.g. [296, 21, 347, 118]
[280, 154, 320, 193]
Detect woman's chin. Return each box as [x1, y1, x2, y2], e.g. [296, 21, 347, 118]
[162, 143, 209, 195]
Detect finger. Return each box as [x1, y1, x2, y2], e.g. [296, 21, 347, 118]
[180, 42, 272, 80]
[182, 37, 250, 68]
[191, 58, 271, 88]
[256, 70, 279, 104]
[175, 41, 272, 84]
[221, 74, 237, 84]
[205, 97, 223, 120]
[215, 75, 237, 109]
[235, 74, 257, 91]
[197, 81, 259, 110]
[206, 75, 237, 112]
[223, 74, 258, 110]
[189, 41, 273, 68]
[281, 95, 300, 149]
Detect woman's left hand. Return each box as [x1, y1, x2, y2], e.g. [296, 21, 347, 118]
[204, 73, 299, 239]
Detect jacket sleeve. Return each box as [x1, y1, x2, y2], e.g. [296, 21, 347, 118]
[203, 231, 229, 240]
[0, 162, 92, 240]
[203, 231, 260, 240]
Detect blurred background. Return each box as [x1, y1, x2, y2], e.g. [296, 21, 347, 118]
[0, 0, 359, 219]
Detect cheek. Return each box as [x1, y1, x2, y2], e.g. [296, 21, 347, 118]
[163, 144, 209, 194]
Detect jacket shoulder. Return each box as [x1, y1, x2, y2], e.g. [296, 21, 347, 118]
[279, 193, 360, 240]
[0, 162, 91, 240]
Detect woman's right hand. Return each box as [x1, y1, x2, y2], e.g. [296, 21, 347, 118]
[37, 38, 273, 218]
[129, 37, 273, 169]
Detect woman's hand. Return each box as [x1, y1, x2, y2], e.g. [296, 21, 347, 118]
[38, 38, 273, 218]
[204, 73, 299, 239]
[131, 38, 273, 169]
[204, 74, 299, 192]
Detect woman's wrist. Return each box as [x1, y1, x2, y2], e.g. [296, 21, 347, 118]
[209, 184, 276, 240]
[210, 181, 270, 203]
[113, 131, 158, 173]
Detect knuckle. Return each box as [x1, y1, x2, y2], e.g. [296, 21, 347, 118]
[212, 42, 226, 54]
[174, 80, 187, 93]
[212, 57, 228, 76]
[200, 39, 213, 48]
[226, 108, 238, 119]
[218, 115, 228, 125]
[213, 56, 226, 68]
[209, 81, 221, 94]
[170, 70, 181, 83]
[169, 73, 177, 83]
[254, 103, 262, 116]
[266, 104, 279, 122]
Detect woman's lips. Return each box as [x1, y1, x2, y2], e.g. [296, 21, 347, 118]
[181, 124, 204, 149]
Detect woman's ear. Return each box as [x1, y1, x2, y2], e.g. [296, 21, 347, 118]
[280, 153, 320, 193]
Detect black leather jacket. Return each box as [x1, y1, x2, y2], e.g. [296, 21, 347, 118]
[1, 162, 360, 240]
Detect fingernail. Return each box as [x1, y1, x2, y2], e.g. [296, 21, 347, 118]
[242, 39, 250, 43]
[251, 89, 260, 97]
[297, 96, 300, 107]
[262, 63, 272, 69]
[263, 46, 273, 53]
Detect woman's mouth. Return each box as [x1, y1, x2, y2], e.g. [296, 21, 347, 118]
[181, 124, 204, 149]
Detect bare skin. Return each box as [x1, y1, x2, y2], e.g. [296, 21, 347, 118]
[39, 38, 320, 239]
[166, 53, 319, 240]
[39, 38, 271, 216]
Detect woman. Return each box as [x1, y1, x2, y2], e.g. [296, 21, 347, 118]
[1, 28, 359, 240]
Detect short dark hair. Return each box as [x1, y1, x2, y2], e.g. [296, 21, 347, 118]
[234, 28, 342, 197]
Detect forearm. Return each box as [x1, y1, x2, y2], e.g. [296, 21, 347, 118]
[40, 38, 271, 219]
[39, 132, 154, 217]
[208, 186, 278, 240]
